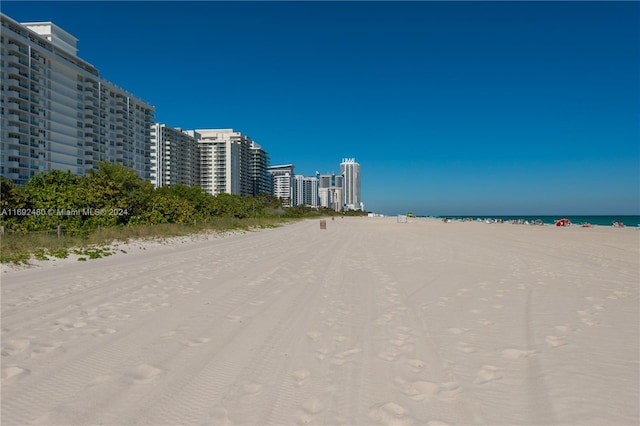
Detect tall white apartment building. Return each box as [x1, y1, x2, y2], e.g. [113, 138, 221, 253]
[250, 141, 271, 195]
[196, 129, 254, 196]
[340, 158, 362, 210]
[293, 175, 319, 207]
[0, 14, 154, 185]
[268, 164, 294, 206]
[150, 124, 199, 188]
[318, 172, 344, 212]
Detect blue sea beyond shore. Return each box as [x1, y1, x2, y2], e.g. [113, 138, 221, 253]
[434, 216, 640, 227]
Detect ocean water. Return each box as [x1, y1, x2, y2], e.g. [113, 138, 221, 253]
[435, 215, 640, 227]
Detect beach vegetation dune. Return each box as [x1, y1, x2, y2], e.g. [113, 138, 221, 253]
[1, 162, 364, 264]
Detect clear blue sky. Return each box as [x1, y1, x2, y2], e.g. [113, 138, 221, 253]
[3, 1, 639, 216]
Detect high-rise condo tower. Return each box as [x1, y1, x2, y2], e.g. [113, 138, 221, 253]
[0, 14, 154, 185]
[340, 158, 361, 210]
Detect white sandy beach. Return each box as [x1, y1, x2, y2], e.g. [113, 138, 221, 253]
[1, 217, 638, 426]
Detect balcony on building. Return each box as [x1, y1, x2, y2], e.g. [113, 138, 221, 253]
[6, 42, 28, 56]
[5, 173, 21, 182]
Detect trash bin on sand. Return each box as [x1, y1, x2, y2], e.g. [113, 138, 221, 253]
[320, 220, 327, 230]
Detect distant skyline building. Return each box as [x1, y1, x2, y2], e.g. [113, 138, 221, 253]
[268, 164, 294, 206]
[150, 124, 199, 188]
[340, 158, 362, 210]
[0, 14, 154, 185]
[318, 172, 343, 212]
[293, 174, 319, 207]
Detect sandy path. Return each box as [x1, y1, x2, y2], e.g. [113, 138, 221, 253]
[1, 217, 638, 425]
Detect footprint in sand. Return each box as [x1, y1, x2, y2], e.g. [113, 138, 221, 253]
[395, 377, 440, 401]
[378, 346, 402, 362]
[297, 396, 326, 425]
[331, 348, 362, 365]
[109, 313, 131, 321]
[291, 368, 311, 387]
[184, 337, 211, 347]
[92, 328, 117, 337]
[315, 347, 330, 361]
[478, 318, 494, 326]
[576, 310, 599, 326]
[580, 318, 599, 327]
[368, 402, 413, 426]
[437, 381, 463, 401]
[607, 290, 629, 300]
[1, 339, 31, 356]
[447, 327, 469, 335]
[54, 318, 87, 331]
[306, 331, 322, 341]
[389, 339, 414, 354]
[457, 342, 479, 354]
[545, 335, 567, 348]
[324, 317, 338, 328]
[474, 365, 502, 384]
[333, 334, 347, 343]
[1, 365, 30, 380]
[129, 364, 163, 384]
[31, 341, 64, 357]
